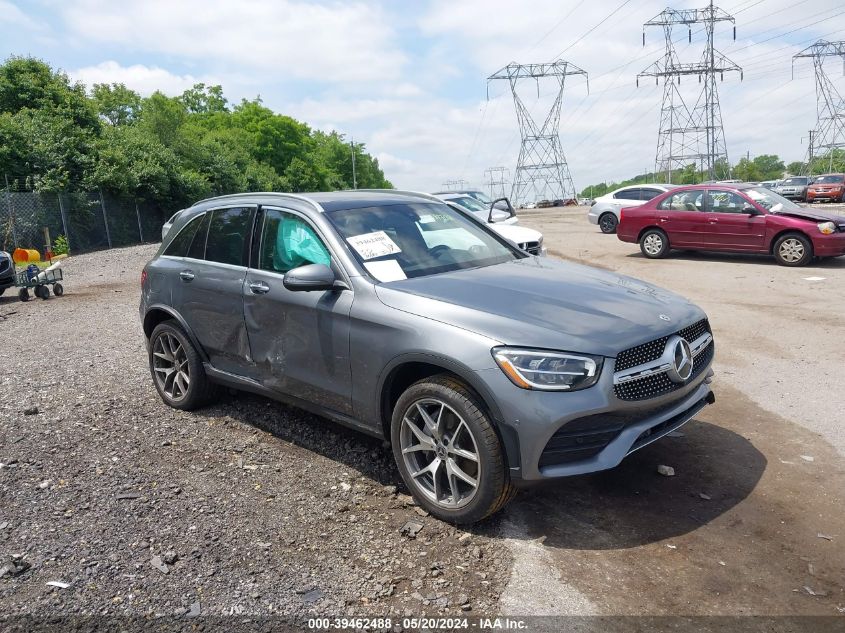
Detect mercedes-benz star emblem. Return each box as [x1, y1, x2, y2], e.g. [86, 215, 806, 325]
[666, 336, 693, 383]
[659, 314, 671, 322]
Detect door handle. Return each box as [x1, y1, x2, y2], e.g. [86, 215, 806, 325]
[658, 217, 668, 223]
[179, 270, 195, 282]
[249, 281, 270, 294]
[708, 218, 718, 224]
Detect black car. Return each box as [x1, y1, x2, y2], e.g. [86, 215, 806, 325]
[0, 250, 15, 295]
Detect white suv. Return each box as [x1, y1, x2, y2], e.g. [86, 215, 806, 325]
[587, 184, 677, 234]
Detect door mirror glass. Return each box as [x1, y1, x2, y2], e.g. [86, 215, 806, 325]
[283, 263, 337, 292]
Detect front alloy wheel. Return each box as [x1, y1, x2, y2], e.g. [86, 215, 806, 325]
[773, 233, 812, 267]
[400, 399, 481, 509]
[391, 375, 516, 523]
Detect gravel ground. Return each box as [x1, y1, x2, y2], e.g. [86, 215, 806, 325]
[0, 244, 511, 621]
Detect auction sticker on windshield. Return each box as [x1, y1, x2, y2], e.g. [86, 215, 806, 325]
[347, 231, 402, 260]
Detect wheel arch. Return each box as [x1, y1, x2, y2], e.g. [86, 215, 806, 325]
[377, 354, 520, 471]
[142, 304, 209, 362]
[637, 225, 667, 242]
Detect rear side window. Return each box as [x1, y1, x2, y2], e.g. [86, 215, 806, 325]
[185, 212, 210, 260]
[659, 191, 704, 211]
[614, 188, 640, 200]
[205, 207, 252, 266]
[163, 214, 205, 257]
[640, 188, 663, 200]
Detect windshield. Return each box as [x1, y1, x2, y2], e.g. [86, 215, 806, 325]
[466, 191, 493, 205]
[781, 177, 807, 186]
[325, 202, 520, 281]
[745, 187, 802, 211]
[448, 196, 488, 212]
[813, 175, 845, 184]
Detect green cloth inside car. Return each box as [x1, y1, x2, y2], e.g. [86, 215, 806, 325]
[273, 217, 331, 272]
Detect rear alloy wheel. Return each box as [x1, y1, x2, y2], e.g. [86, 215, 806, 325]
[391, 375, 515, 524]
[149, 320, 217, 410]
[773, 233, 813, 267]
[598, 212, 618, 234]
[639, 228, 670, 259]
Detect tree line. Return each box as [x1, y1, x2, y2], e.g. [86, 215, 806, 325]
[0, 56, 393, 210]
[579, 151, 845, 199]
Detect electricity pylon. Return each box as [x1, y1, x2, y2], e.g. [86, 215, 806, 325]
[793, 40, 845, 174]
[440, 179, 469, 191]
[487, 61, 588, 206]
[483, 166, 510, 200]
[638, 1, 741, 182]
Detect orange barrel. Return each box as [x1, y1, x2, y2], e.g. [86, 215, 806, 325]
[12, 248, 40, 263]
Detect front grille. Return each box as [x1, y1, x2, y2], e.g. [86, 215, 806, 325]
[613, 319, 713, 401]
[519, 241, 541, 255]
[615, 318, 709, 373]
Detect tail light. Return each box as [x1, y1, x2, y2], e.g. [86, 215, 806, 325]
[619, 209, 625, 222]
[141, 269, 147, 287]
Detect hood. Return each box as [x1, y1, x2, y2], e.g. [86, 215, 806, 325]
[490, 223, 542, 244]
[771, 207, 845, 224]
[375, 257, 705, 357]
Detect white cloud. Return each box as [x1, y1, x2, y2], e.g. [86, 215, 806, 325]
[69, 61, 210, 96]
[57, 0, 406, 84]
[0, 0, 43, 31]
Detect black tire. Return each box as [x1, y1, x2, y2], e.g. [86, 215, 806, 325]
[36, 285, 49, 300]
[391, 374, 516, 524]
[639, 228, 671, 259]
[18, 288, 29, 302]
[598, 212, 618, 234]
[773, 232, 813, 267]
[52, 283, 63, 297]
[0, 287, 4, 296]
[148, 320, 217, 410]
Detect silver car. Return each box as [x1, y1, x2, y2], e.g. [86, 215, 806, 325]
[588, 184, 678, 233]
[140, 191, 715, 523]
[774, 176, 811, 202]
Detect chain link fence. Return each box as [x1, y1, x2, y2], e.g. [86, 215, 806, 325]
[0, 191, 170, 255]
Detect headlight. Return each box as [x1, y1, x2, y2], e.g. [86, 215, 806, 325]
[492, 347, 603, 391]
[818, 221, 836, 235]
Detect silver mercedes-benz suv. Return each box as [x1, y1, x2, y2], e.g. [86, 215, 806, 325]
[140, 191, 715, 523]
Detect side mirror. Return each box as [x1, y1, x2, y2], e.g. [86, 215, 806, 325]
[283, 263, 339, 292]
[489, 197, 517, 223]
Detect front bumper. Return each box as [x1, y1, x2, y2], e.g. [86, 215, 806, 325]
[475, 353, 715, 483]
[813, 232, 845, 257]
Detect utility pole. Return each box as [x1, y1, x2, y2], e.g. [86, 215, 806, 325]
[350, 137, 357, 190]
[483, 167, 510, 199]
[638, 1, 741, 182]
[487, 61, 588, 207]
[793, 41, 845, 176]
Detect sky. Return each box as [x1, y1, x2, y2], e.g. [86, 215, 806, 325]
[1, 0, 844, 195]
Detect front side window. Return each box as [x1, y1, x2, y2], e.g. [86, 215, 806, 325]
[659, 191, 704, 211]
[326, 202, 519, 281]
[259, 209, 331, 274]
[205, 207, 252, 266]
[614, 188, 640, 200]
[163, 213, 205, 257]
[706, 190, 749, 214]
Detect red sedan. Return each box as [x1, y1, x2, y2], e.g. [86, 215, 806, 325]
[616, 183, 845, 266]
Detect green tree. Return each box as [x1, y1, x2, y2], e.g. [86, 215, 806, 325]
[181, 83, 228, 114]
[91, 83, 141, 126]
